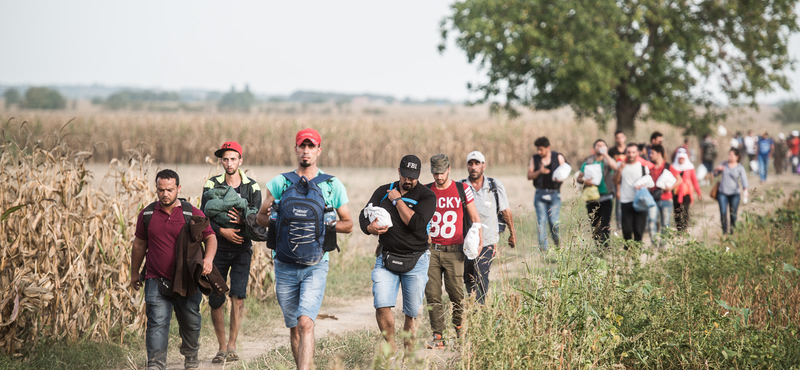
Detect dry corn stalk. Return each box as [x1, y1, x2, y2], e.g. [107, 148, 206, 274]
[0, 121, 276, 355]
[0, 123, 152, 354]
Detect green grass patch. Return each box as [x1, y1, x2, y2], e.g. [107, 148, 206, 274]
[460, 192, 800, 369]
[0, 336, 142, 370]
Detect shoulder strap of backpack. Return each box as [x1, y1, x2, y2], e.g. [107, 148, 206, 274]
[488, 177, 500, 215]
[380, 182, 396, 203]
[142, 201, 158, 232]
[456, 181, 467, 212]
[281, 171, 301, 184]
[641, 164, 646, 177]
[143, 200, 193, 232]
[310, 174, 333, 185]
[180, 200, 193, 224]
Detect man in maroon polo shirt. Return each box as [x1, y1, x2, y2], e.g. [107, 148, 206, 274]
[130, 169, 217, 370]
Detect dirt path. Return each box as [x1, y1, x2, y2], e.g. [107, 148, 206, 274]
[176, 297, 377, 370]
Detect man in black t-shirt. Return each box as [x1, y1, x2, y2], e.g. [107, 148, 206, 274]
[360, 155, 436, 353]
[527, 136, 566, 252]
[200, 141, 262, 364]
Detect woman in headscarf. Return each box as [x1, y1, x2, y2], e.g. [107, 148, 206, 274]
[672, 148, 703, 231]
[714, 148, 749, 234]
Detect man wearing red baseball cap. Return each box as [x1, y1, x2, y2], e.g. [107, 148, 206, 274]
[201, 141, 262, 364]
[256, 128, 353, 370]
[295, 128, 321, 147]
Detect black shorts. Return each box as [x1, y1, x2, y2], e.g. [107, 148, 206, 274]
[208, 248, 252, 309]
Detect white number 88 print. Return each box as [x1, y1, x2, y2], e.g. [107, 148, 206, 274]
[429, 211, 458, 239]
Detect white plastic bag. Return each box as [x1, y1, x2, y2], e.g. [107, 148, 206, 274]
[362, 203, 393, 228]
[463, 223, 486, 260]
[552, 163, 572, 182]
[655, 169, 676, 189]
[696, 164, 708, 180]
[633, 174, 654, 189]
[718, 125, 728, 136]
[583, 163, 603, 186]
[729, 138, 740, 149]
[749, 160, 759, 172]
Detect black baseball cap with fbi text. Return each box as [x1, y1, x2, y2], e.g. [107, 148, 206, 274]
[399, 155, 421, 179]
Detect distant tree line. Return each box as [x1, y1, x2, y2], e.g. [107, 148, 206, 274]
[3, 87, 66, 109]
[218, 85, 255, 112]
[98, 90, 181, 110]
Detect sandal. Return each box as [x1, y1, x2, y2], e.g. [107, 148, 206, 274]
[212, 351, 227, 364]
[226, 349, 239, 362]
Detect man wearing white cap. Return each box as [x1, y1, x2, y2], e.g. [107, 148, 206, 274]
[461, 151, 516, 304]
[789, 131, 800, 175]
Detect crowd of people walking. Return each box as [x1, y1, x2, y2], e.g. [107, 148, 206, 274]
[129, 126, 797, 369]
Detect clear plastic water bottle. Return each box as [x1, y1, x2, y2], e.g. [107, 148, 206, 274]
[324, 206, 336, 226]
[270, 200, 280, 221]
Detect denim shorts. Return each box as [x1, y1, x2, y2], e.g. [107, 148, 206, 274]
[372, 250, 430, 318]
[209, 248, 252, 309]
[274, 259, 329, 328]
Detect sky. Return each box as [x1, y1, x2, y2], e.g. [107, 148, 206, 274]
[1, 1, 798, 103]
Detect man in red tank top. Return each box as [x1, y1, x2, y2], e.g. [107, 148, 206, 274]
[424, 154, 481, 349]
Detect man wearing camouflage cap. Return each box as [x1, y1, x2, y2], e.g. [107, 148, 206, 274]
[423, 154, 481, 349]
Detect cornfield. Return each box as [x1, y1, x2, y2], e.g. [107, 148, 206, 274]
[0, 108, 724, 168]
[0, 121, 274, 355]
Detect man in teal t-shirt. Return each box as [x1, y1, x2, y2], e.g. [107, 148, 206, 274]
[577, 139, 619, 247]
[256, 128, 353, 370]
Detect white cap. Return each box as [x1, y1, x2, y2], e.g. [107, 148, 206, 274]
[779, 133, 786, 140]
[466, 151, 486, 164]
[793, 130, 799, 137]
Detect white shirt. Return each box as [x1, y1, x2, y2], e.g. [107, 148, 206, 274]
[619, 162, 649, 203]
[743, 136, 757, 155]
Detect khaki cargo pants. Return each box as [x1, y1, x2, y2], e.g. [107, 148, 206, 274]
[425, 246, 465, 336]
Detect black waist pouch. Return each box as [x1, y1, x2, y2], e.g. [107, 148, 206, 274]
[381, 248, 424, 274]
[154, 277, 174, 297]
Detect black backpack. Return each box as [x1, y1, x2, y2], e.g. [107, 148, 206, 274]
[427, 182, 472, 238]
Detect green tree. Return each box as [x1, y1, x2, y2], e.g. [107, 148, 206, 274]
[22, 87, 66, 110]
[773, 100, 800, 124]
[441, 0, 799, 134]
[218, 85, 256, 112]
[4, 88, 21, 108]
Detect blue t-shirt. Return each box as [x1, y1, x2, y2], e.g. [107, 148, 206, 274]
[266, 169, 349, 261]
[758, 138, 774, 155]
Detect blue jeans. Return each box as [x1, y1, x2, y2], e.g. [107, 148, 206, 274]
[464, 244, 495, 304]
[647, 200, 673, 241]
[758, 154, 769, 181]
[274, 260, 329, 328]
[372, 250, 430, 318]
[718, 193, 741, 234]
[144, 278, 202, 370]
[534, 190, 561, 251]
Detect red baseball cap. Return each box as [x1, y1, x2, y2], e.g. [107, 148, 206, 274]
[214, 141, 243, 158]
[295, 128, 321, 146]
